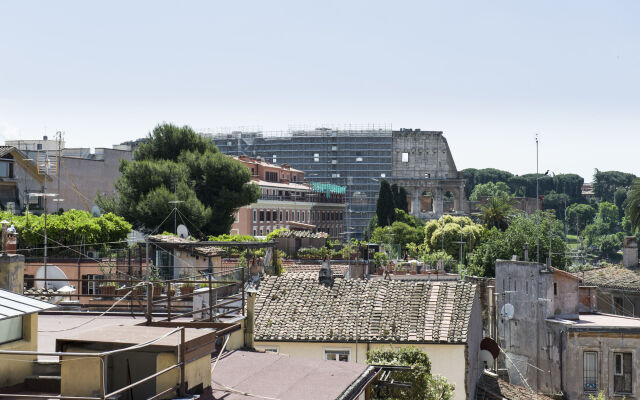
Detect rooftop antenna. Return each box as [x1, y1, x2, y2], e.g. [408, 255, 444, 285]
[168, 178, 184, 235]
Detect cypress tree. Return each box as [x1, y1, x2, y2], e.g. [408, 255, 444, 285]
[376, 180, 395, 226]
[397, 186, 409, 212]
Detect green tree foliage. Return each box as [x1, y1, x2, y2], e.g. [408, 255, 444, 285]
[593, 170, 636, 202]
[480, 195, 516, 231]
[461, 168, 513, 198]
[467, 212, 566, 277]
[99, 123, 260, 236]
[625, 178, 640, 233]
[566, 203, 596, 234]
[391, 221, 420, 250]
[1, 210, 131, 256]
[507, 173, 554, 197]
[553, 173, 585, 203]
[423, 216, 483, 258]
[371, 226, 392, 244]
[614, 187, 628, 217]
[376, 179, 395, 227]
[597, 201, 621, 231]
[367, 347, 455, 400]
[469, 181, 512, 201]
[397, 186, 409, 212]
[542, 191, 570, 220]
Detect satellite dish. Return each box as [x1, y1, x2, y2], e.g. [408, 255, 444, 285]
[177, 224, 189, 239]
[479, 350, 495, 369]
[91, 205, 101, 217]
[501, 303, 515, 320]
[480, 337, 500, 359]
[35, 265, 69, 290]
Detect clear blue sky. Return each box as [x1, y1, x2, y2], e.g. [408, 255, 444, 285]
[1, 1, 638, 181]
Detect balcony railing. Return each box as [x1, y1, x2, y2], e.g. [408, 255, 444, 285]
[259, 192, 345, 204]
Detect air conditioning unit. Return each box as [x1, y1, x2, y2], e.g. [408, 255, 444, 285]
[86, 250, 99, 259]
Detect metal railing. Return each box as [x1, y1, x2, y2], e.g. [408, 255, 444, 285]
[0, 326, 189, 400]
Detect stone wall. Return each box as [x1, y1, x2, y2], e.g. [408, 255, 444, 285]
[391, 129, 466, 219]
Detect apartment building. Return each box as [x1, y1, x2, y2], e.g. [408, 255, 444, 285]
[231, 156, 346, 238]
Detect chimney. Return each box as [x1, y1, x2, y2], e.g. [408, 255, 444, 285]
[523, 243, 529, 262]
[0, 222, 24, 292]
[244, 288, 257, 349]
[623, 236, 638, 268]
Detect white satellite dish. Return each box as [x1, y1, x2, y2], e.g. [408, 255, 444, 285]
[176, 224, 189, 239]
[35, 265, 69, 290]
[501, 303, 515, 320]
[91, 205, 101, 217]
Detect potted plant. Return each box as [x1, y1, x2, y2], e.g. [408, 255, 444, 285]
[180, 280, 195, 296]
[99, 281, 117, 297]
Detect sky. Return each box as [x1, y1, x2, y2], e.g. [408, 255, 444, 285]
[0, 1, 638, 181]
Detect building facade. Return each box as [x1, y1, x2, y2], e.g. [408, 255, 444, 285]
[210, 127, 392, 239]
[210, 127, 467, 238]
[251, 274, 483, 400]
[5, 139, 133, 213]
[230, 156, 346, 238]
[496, 259, 640, 399]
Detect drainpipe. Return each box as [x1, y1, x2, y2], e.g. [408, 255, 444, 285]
[244, 288, 257, 349]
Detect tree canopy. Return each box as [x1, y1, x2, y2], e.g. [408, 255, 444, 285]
[469, 181, 511, 201]
[97, 123, 260, 236]
[376, 180, 396, 227]
[367, 347, 454, 400]
[625, 178, 640, 233]
[593, 170, 636, 202]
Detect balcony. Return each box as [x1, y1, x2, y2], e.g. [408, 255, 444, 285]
[259, 192, 345, 204]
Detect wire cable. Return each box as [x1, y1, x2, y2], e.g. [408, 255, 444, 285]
[38, 282, 145, 332]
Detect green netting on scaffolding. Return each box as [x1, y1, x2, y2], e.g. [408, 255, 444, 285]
[311, 182, 346, 195]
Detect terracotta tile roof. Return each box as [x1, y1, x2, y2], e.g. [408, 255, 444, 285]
[476, 370, 553, 400]
[284, 263, 349, 276]
[149, 234, 226, 256]
[254, 274, 477, 343]
[580, 265, 640, 292]
[276, 230, 327, 239]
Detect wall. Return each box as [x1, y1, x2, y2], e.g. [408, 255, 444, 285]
[157, 351, 211, 398]
[0, 253, 24, 293]
[0, 313, 37, 388]
[593, 288, 640, 318]
[45, 148, 132, 212]
[253, 341, 469, 400]
[496, 260, 555, 393]
[60, 345, 103, 397]
[562, 331, 640, 400]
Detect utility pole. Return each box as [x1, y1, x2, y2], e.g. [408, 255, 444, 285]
[536, 134, 540, 264]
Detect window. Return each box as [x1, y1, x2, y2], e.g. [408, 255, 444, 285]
[272, 155, 277, 163]
[259, 227, 263, 236]
[37, 143, 42, 150]
[253, 227, 257, 236]
[583, 352, 597, 391]
[296, 211, 300, 221]
[285, 211, 289, 221]
[272, 211, 277, 221]
[251, 168, 255, 175]
[253, 210, 257, 223]
[293, 175, 297, 182]
[302, 211, 305, 222]
[401, 152, 409, 162]
[614, 296, 624, 315]
[356, 157, 363, 162]
[324, 349, 350, 362]
[82, 274, 101, 295]
[266, 211, 271, 222]
[0, 162, 13, 178]
[260, 211, 264, 222]
[265, 171, 278, 182]
[0, 316, 23, 344]
[554, 282, 557, 296]
[279, 210, 283, 221]
[314, 153, 320, 162]
[614, 352, 632, 393]
[266, 228, 270, 235]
